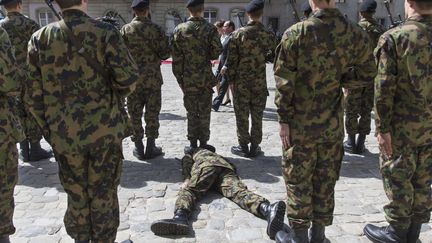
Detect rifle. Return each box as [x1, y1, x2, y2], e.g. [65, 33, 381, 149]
[236, 12, 245, 27]
[168, 10, 186, 24]
[45, 0, 62, 20]
[383, 0, 403, 29]
[289, 0, 301, 23]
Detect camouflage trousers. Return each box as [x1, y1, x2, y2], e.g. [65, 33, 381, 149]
[281, 141, 344, 229]
[0, 138, 18, 237]
[233, 89, 267, 146]
[54, 138, 123, 242]
[175, 166, 268, 218]
[127, 88, 161, 142]
[183, 92, 212, 142]
[380, 144, 432, 229]
[345, 86, 374, 135]
[15, 97, 43, 143]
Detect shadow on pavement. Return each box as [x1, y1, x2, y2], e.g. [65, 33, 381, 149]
[263, 107, 278, 122]
[159, 112, 186, 121]
[17, 160, 65, 191]
[224, 155, 282, 183]
[340, 150, 381, 179]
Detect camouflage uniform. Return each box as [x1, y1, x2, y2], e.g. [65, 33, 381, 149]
[374, 15, 432, 229]
[226, 21, 276, 147]
[345, 17, 385, 135]
[25, 10, 138, 242]
[0, 12, 41, 144]
[171, 17, 222, 144]
[120, 16, 170, 142]
[176, 149, 268, 217]
[274, 9, 376, 229]
[0, 27, 24, 237]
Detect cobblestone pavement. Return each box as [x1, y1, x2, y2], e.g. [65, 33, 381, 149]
[11, 65, 432, 243]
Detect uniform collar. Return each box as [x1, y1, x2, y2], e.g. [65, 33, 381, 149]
[62, 9, 89, 19]
[246, 20, 264, 28]
[360, 17, 379, 25]
[406, 14, 432, 23]
[312, 8, 343, 19]
[6, 11, 22, 17]
[187, 16, 205, 22]
[133, 16, 151, 22]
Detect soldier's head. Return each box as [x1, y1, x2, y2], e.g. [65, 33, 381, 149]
[55, 0, 88, 12]
[308, 0, 336, 11]
[214, 20, 225, 36]
[406, 0, 432, 17]
[0, 0, 22, 12]
[223, 20, 235, 34]
[184, 145, 216, 156]
[132, 0, 150, 17]
[246, 0, 264, 21]
[186, 0, 204, 17]
[359, 0, 377, 19]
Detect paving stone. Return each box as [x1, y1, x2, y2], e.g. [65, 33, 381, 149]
[206, 219, 225, 230]
[227, 228, 262, 242]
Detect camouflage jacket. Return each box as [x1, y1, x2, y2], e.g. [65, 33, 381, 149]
[358, 17, 385, 46]
[0, 27, 24, 144]
[374, 15, 432, 147]
[181, 149, 236, 180]
[120, 16, 170, 91]
[171, 16, 222, 93]
[0, 12, 39, 66]
[227, 21, 276, 94]
[274, 9, 376, 143]
[25, 9, 138, 151]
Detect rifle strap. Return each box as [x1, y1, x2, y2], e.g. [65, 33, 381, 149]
[58, 20, 110, 80]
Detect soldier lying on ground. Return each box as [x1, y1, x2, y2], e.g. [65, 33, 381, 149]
[150, 145, 286, 240]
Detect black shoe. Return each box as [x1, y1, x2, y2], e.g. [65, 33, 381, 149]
[343, 134, 356, 154]
[29, 141, 53, 162]
[221, 99, 231, 106]
[276, 228, 309, 243]
[133, 140, 145, 160]
[355, 134, 367, 154]
[20, 139, 30, 162]
[249, 144, 262, 158]
[150, 209, 189, 236]
[259, 201, 286, 240]
[212, 104, 219, 112]
[0, 236, 10, 243]
[231, 144, 249, 157]
[199, 140, 207, 148]
[144, 138, 163, 159]
[190, 140, 198, 149]
[407, 223, 422, 243]
[309, 224, 329, 243]
[364, 224, 408, 243]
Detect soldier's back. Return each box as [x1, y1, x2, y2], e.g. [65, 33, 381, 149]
[358, 18, 385, 45]
[192, 149, 236, 172]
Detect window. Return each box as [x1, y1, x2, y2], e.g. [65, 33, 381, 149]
[230, 8, 246, 29]
[204, 9, 217, 24]
[38, 10, 54, 26]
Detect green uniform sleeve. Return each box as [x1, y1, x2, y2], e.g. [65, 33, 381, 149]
[226, 33, 239, 82]
[208, 27, 223, 60]
[274, 29, 298, 124]
[181, 154, 195, 180]
[171, 29, 184, 88]
[374, 34, 398, 134]
[0, 28, 21, 96]
[155, 26, 170, 60]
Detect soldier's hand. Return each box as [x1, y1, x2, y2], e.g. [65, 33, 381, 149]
[377, 132, 393, 159]
[181, 179, 191, 190]
[279, 123, 291, 150]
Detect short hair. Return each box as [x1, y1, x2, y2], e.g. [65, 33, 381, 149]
[214, 20, 225, 28]
[4, 0, 21, 9]
[248, 9, 263, 19]
[224, 20, 235, 30]
[133, 5, 149, 14]
[55, 0, 82, 9]
[187, 3, 204, 15]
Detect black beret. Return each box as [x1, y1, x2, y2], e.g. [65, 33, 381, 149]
[0, 0, 18, 5]
[186, 0, 204, 8]
[359, 0, 377, 13]
[245, 0, 264, 13]
[131, 0, 149, 9]
[300, 2, 312, 12]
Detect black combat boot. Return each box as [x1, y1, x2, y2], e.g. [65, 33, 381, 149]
[355, 134, 367, 154]
[231, 144, 249, 157]
[190, 139, 198, 149]
[343, 134, 356, 154]
[249, 144, 262, 158]
[309, 224, 329, 243]
[29, 141, 53, 162]
[199, 140, 207, 148]
[0, 236, 10, 243]
[144, 138, 163, 159]
[276, 228, 309, 243]
[259, 201, 286, 240]
[364, 224, 408, 243]
[407, 223, 422, 243]
[133, 140, 145, 160]
[150, 209, 189, 236]
[20, 139, 30, 162]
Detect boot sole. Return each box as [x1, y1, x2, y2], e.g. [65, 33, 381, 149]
[267, 201, 287, 240]
[363, 228, 387, 243]
[150, 221, 189, 236]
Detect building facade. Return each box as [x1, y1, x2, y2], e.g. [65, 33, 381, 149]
[8, 0, 404, 35]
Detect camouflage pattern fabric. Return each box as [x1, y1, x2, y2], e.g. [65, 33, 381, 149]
[25, 9, 137, 241]
[374, 15, 432, 228]
[121, 16, 170, 141]
[345, 17, 385, 135]
[0, 26, 23, 236]
[0, 12, 42, 143]
[176, 149, 268, 218]
[171, 16, 222, 142]
[274, 9, 376, 229]
[226, 21, 276, 146]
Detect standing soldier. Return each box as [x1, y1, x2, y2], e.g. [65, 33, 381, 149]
[364, 0, 432, 242]
[121, 0, 170, 160]
[273, 0, 376, 242]
[0, 0, 53, 162]
[171, 0, 222, 149]
[25, 0, 138, 242]
[0, 26, 24, 243]
[344, 0, 385, 155]
[226, 0, 276, 158]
